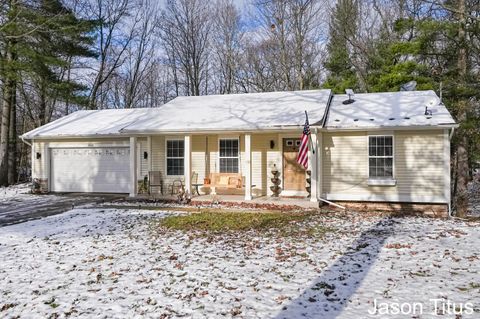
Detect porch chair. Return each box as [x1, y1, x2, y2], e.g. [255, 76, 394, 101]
[169, 179, 184, 195]
[148, 171, 164, 195]
[191, 171, 203, 196]
[168, 172, 201, 196]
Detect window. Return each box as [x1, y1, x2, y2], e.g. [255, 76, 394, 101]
[368, 136, 393, 179]
[219, 138, 239, 173]
[166, 140, 184, 175]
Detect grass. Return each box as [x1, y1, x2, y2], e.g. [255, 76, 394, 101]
[157, 210, 333, 237]
[161, 210, 306, 231]
[458, 282, 480, 292]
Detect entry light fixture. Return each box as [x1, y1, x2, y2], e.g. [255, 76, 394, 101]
[270, 140, 275, 149]
[143, 151, 148, 159]
[36, 152, 41, 160]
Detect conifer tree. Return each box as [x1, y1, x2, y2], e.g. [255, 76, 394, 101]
[323, 0, 359, 93]
[0, 0, 96, 185]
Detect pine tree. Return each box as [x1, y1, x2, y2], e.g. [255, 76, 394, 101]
[365, 18, 438, 92]
[0, 0, 96, 186]
[364, 1, 479, 216]
[323, 0, 359, 93]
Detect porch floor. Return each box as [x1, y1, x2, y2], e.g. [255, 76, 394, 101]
[135, 193, 320, 209]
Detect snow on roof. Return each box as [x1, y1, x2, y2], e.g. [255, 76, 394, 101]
[22, 89, 457, 139]
[121, 90, 332, 133]
[22, 108, 155, 139]
[325, 90, 456, 129]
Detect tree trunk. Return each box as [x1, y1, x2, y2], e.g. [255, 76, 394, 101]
[454, 0, 469, 217]
[0, 39, 15, 186]
[7, 79, 17, 185]
[39, 88, 47, 126]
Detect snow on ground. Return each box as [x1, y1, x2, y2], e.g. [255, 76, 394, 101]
[0, 183, 31, 201]
[1, 208, 479, 318]
[468, 176, 480, 217]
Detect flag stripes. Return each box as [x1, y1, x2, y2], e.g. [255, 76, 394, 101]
[297, 112, 310, 168]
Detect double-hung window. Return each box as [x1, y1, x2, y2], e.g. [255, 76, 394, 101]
[219, 138, 239, 173]
[166, 140, 184, 176]
[368, 136, 393, 179]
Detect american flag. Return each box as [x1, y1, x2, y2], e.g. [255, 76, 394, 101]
[297, 112, 310, 168]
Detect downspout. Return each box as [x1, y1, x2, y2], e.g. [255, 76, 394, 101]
[318, 92, 346, 210]
[20, 135, 31, 147]
[449, 127, 455, 140]
[448, 127, 455, 217]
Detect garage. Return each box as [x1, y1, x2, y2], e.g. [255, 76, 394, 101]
[50, 147, 130, 193]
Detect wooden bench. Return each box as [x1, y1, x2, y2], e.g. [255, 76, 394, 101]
[204, 173, 243, 194]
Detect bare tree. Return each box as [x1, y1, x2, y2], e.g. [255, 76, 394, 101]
[123, 2, 158, 108]
[245, 0, 327, 92]
[453, 0, 469, 217]
[88, 0, 140, 109]
[159, 0, 212, 96]
[212, 0, 244, 94]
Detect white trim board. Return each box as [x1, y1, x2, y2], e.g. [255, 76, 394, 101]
[444, 129, 451, 211]
[281, 190, 309, 197]
[325, 193, 448, 204]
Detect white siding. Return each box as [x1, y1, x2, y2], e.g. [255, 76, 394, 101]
[322, 130, 447, 203]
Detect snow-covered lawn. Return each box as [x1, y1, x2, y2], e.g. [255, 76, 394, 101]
[0, 183, 32, 201]
[1, 208, 479, 318]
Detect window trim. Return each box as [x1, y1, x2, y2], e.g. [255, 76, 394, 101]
[367, 134, 396, 185]
[165, 138, 185, 177]
[218, 137, 240, 173]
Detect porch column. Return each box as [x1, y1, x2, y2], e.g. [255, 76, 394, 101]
[129, 136, 137, 197]
[31, 139, 35, 180]
[147, 136, 152, 172]
[317, 131, 323, 200]
[245, 133, 252, 200]
[310, 132, 319, 202]
[184, 135, 191, 194]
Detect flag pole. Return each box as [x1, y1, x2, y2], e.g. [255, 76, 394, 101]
[305, 111, 315, 154]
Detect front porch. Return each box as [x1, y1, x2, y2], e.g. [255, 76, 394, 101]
[129, 132, 321, 203]
[134, 193, 321, 209]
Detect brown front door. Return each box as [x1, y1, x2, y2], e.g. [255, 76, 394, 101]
[283, 138, 306, 191]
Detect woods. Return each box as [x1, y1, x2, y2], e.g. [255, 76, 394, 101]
[0, 0, 479, 215]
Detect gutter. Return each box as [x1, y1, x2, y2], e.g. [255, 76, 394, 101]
[120, 125, 309, 135]
[323, 124, 459, 132]
[20, 135, 32, 146]
[24, 126, 314, 140]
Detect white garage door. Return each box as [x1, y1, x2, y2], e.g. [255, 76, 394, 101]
[50, 147, 130, 193]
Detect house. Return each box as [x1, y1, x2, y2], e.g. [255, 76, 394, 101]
[21, 89, 457, 213]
